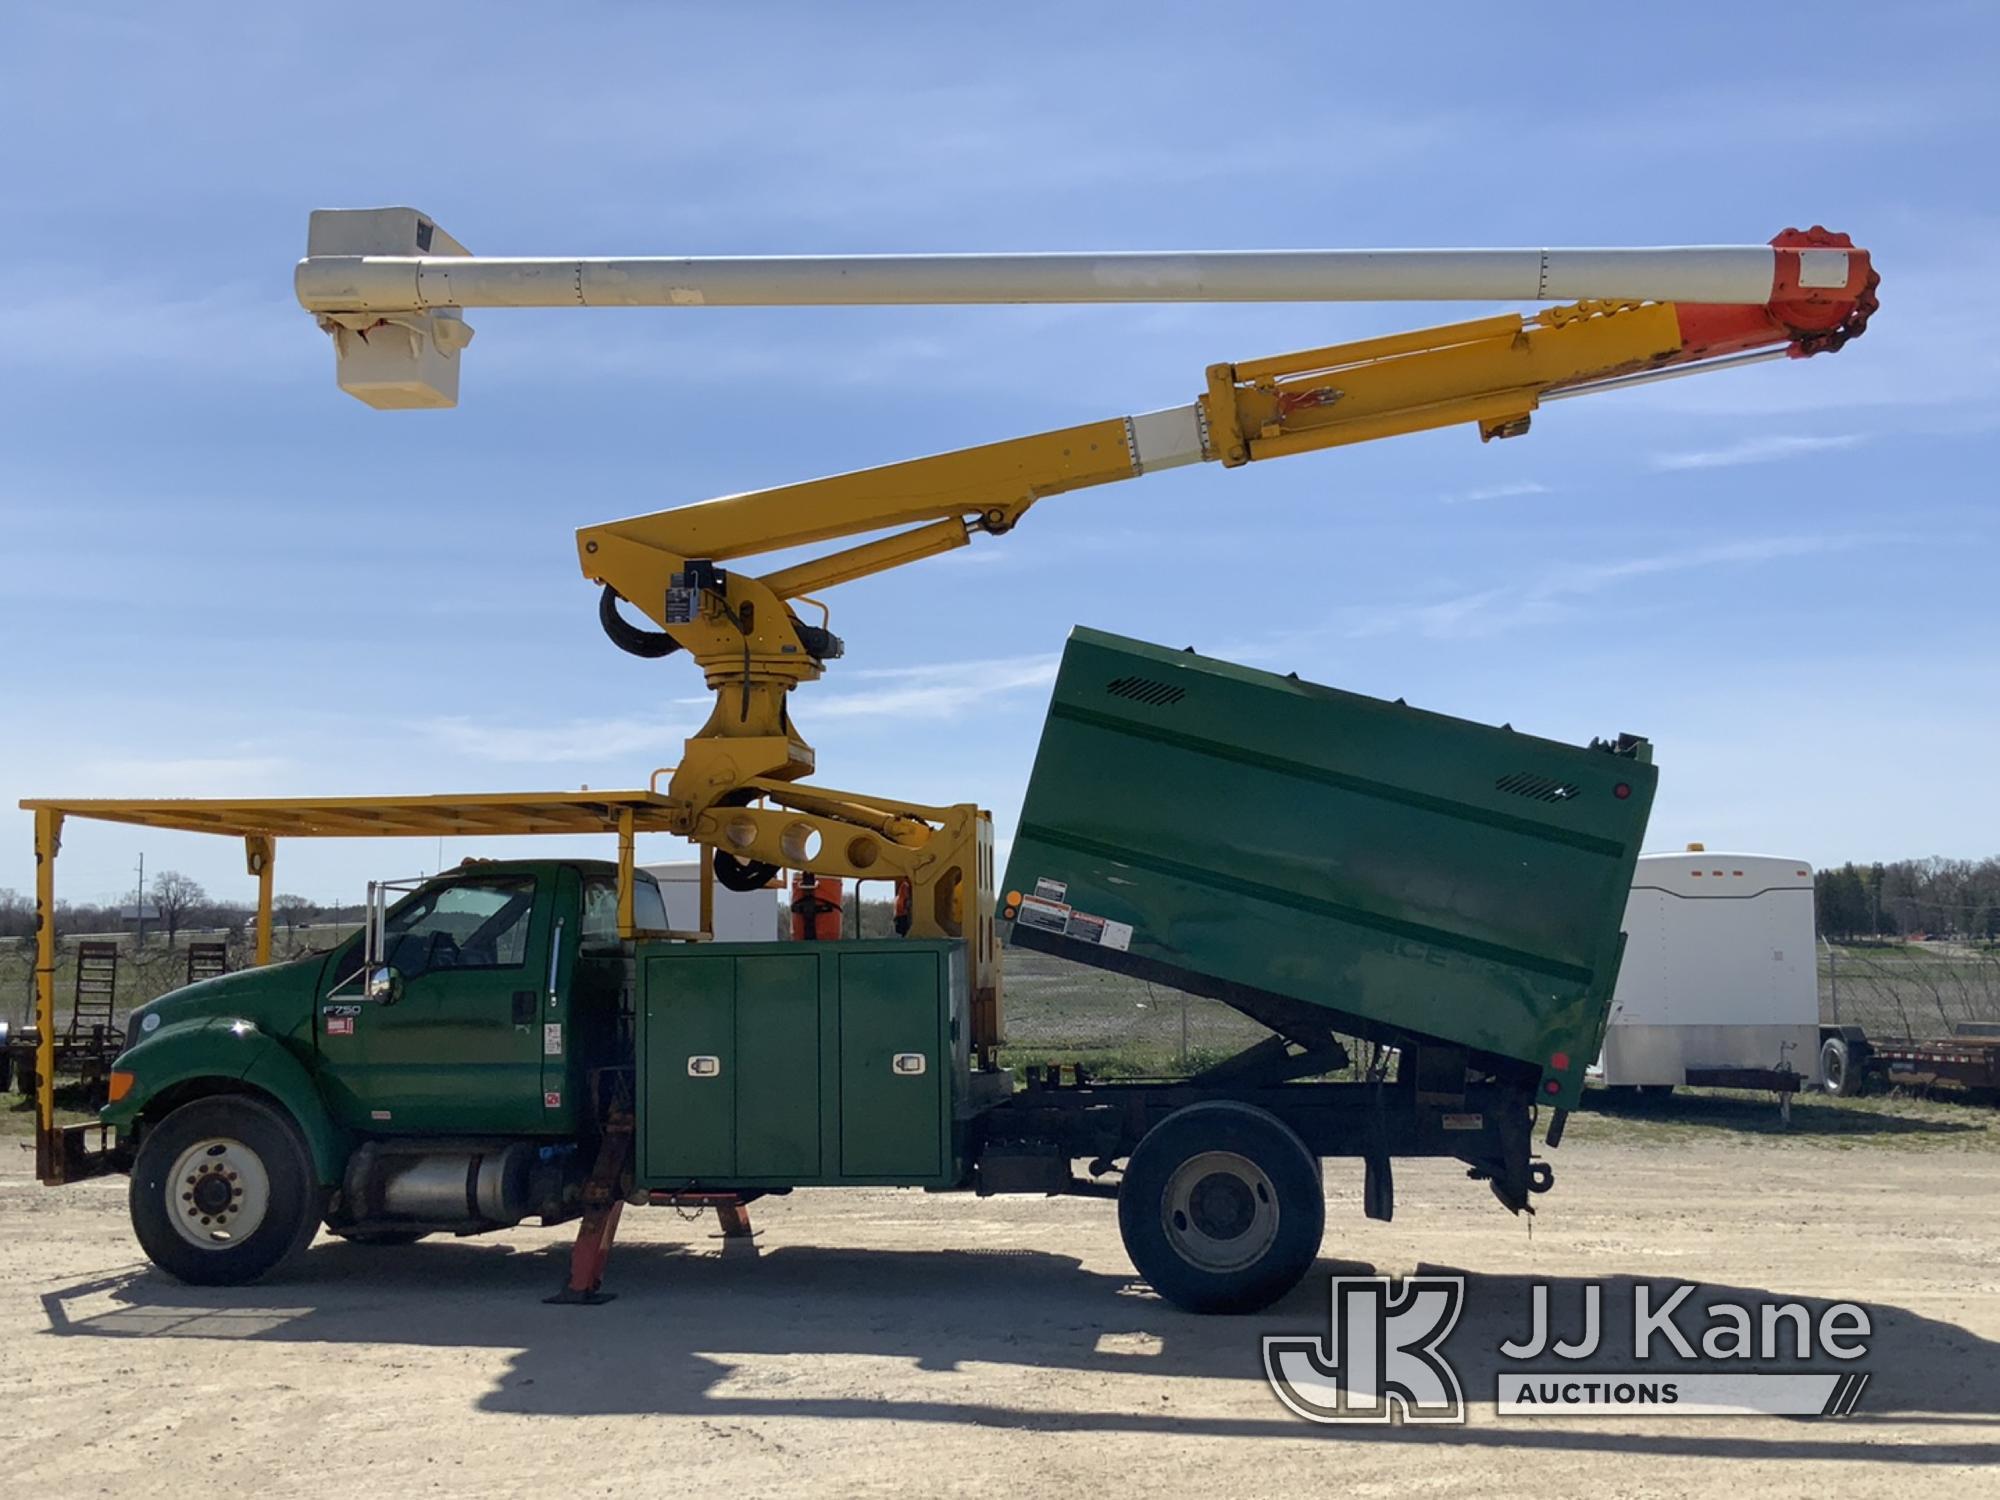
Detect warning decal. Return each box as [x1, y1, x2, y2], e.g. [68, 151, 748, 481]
[1016, 895, 1071, 934]
[1065, 912, 1106, 945]
[1014, 879, 1138, 953]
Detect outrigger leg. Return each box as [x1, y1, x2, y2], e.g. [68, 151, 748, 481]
[547, 1102, 633, 1305]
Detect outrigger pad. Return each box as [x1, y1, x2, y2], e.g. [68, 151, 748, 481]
[543, 1287, 618, 1306]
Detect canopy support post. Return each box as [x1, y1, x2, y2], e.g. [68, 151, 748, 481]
[245, 836, 275, 966]
[32, 808, 63, 1182]
[616, 810, 635, 940]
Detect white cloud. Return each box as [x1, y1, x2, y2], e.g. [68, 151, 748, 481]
[1650, 433, 1866, 472]
[415, 715, 693, 765]
[0, 275, 306, 378]
[1441, 480, 1549, 504]
[66, 755, 296, 795]
[813, 655, 1059, 721]
[1342, 534, 1867, 642]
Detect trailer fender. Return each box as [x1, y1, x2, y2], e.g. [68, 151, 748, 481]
[102, 1018, 350, 1186]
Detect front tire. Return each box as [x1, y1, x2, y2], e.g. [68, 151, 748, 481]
[130, 1096, 322, 1286]
[1118, 1101, 1325, 1314]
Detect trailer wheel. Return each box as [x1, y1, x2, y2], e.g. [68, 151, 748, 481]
[129, 1096, 322, 1286]
[1821, 1036, 1863, 1097]
[1118, 1101, 1324, 1314]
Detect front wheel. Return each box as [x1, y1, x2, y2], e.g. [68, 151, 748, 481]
[1117, 1101, 1325, 1314]
[129, 1096, 322, 1286]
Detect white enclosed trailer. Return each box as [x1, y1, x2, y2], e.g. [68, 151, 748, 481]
[1597, 849, 1820, 1091]
[640, 860, 778, 942]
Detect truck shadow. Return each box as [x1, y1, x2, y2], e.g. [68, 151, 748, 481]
[34, 1233, 2000, 1464]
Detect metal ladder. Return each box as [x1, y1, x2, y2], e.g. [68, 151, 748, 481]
[186, 942, 229, 985]
[67, 942, 120, 1046]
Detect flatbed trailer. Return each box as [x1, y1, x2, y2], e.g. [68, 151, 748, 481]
[1820, 1022, 2000, 1100]
[2, 940, 124, 1105]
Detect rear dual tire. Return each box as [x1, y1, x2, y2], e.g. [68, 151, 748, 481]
[1117, 1101, 1325, 1314]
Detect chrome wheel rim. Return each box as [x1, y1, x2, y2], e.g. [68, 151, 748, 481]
[167, 1137, 271, 1249]
[1161, 1150, 1279, 1273]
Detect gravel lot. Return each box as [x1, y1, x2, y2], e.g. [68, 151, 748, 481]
[6, 1136, 1999, 1498]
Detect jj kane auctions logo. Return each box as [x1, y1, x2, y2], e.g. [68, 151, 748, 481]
[1264, 1276, 1872, 1423]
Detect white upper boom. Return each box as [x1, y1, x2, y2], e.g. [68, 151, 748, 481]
[297, 207, 1864, 409]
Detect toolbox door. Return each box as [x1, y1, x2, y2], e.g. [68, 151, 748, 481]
[642, 954, 736, 1178]
[838, 949, 943, 1177]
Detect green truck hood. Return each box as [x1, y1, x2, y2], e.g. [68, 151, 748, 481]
[124, 951, 329, 1053]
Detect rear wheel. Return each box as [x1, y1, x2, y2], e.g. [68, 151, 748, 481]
[1118, 1101, 1325, 1314]
[130, 1096, 322, 1286]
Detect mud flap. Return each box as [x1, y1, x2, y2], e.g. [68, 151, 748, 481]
[1363, 1153, 1394, 1222]
[1480, 1089, 1537, 1215]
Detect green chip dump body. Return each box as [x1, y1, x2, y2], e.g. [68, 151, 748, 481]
[1002, 627, 1656, 1111]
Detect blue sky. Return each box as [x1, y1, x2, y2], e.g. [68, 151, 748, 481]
[2, 3, 1996, 910]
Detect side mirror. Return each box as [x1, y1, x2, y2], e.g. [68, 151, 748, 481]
[365, 966, 404, 1005]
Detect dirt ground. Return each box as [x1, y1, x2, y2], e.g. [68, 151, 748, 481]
[5, 1138, 1999, 1499]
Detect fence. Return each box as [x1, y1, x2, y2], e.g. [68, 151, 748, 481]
[10, 923, 1995, 1063]
[1820, 941, 2000, 1040]
[1, 925, 363, 1027]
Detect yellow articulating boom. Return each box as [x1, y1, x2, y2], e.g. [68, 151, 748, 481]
[578, 274, 1876, 1056]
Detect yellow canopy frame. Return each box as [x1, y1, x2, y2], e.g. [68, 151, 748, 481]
[17, 789, 694, 1179]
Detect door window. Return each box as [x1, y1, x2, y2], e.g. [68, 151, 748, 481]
[583, 874, 672, 943]
[381, 876, 536, 975]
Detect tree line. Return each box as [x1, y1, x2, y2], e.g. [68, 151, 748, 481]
[1815, 856, 2000, 943]
[7, 858, 1996, 947]
[0, 872, 360, 943]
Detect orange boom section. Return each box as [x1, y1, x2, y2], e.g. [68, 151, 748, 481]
[1667, 226, 1878, 363]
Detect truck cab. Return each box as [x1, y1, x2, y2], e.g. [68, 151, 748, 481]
[103, 859, 653, 1284]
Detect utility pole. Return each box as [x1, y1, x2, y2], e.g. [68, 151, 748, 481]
[134, 852, 145, 949]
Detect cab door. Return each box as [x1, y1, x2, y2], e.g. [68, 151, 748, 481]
[317, 872, 552, 1135]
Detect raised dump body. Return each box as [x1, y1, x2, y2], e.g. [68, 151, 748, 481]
[1001, 627, 1657, 1109]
